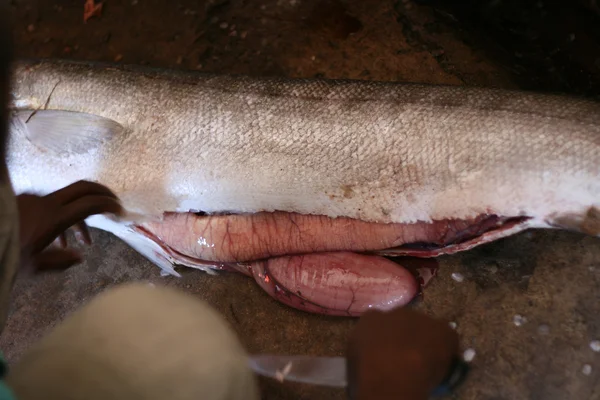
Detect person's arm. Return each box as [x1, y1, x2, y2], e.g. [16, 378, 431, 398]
[346, 306, 460, 400]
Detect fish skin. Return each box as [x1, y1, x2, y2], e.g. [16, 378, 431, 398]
[6, 59, 600, 231]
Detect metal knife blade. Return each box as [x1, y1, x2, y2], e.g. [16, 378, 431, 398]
[248, 354, 347, 387]
[248, 354, 470, 396]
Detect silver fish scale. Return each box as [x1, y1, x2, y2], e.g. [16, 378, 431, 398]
[7, 60, 600, 225]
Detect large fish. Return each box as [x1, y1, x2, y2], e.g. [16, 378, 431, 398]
[7, 59, 600, 316]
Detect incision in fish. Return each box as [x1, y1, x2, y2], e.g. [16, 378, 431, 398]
[120, 211, 533, 316]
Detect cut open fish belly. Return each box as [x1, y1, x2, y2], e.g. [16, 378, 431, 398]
[114, 210, 540, 316]
[140, 211, 533, 262]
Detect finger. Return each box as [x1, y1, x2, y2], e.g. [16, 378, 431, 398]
[45, 180, 118, 206]
[31, 196, 123, 253]
[16, 193, 42, 204]
[52, 232, 68, 248]
[73, 222, 92, 245]
[32, 248, 82, 272]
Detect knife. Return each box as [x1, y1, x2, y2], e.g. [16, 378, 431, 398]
[248, 354, 469, 396]
[249, 354, 348, 387]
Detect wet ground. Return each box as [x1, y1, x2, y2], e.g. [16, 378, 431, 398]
[4, 0, 600, 399]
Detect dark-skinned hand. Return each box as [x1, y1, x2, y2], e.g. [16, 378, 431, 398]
[17, 180, 123, 274]
[347, 306, 460, 400]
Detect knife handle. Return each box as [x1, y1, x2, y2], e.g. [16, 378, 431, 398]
[430, 356, 470, 397]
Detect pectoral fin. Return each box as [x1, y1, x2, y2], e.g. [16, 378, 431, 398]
[12, 110, 123, 156]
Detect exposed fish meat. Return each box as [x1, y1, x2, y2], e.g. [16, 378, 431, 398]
[7, 59, 600, 316]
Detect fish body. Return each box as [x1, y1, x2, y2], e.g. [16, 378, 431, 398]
[10, 59, 600, 226]
[7, 59, 600, 315]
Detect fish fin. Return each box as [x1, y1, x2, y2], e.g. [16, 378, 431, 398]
[15, 110, 123, 156]
[85, 215, 182, 278]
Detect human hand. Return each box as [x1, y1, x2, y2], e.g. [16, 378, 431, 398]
[17, 180, 123, 273]
[346, 306, 460, 400]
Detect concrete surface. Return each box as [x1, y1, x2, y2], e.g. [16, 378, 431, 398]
[4, 0, 600, 399]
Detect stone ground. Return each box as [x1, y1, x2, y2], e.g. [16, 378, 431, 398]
[4, 0, 600, 398]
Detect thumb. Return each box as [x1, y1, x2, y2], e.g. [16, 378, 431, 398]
[31, 248, 83, 273]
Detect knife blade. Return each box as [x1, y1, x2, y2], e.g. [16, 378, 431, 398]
[249, 354, 347, 387]
[248, 354, 470, 396]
